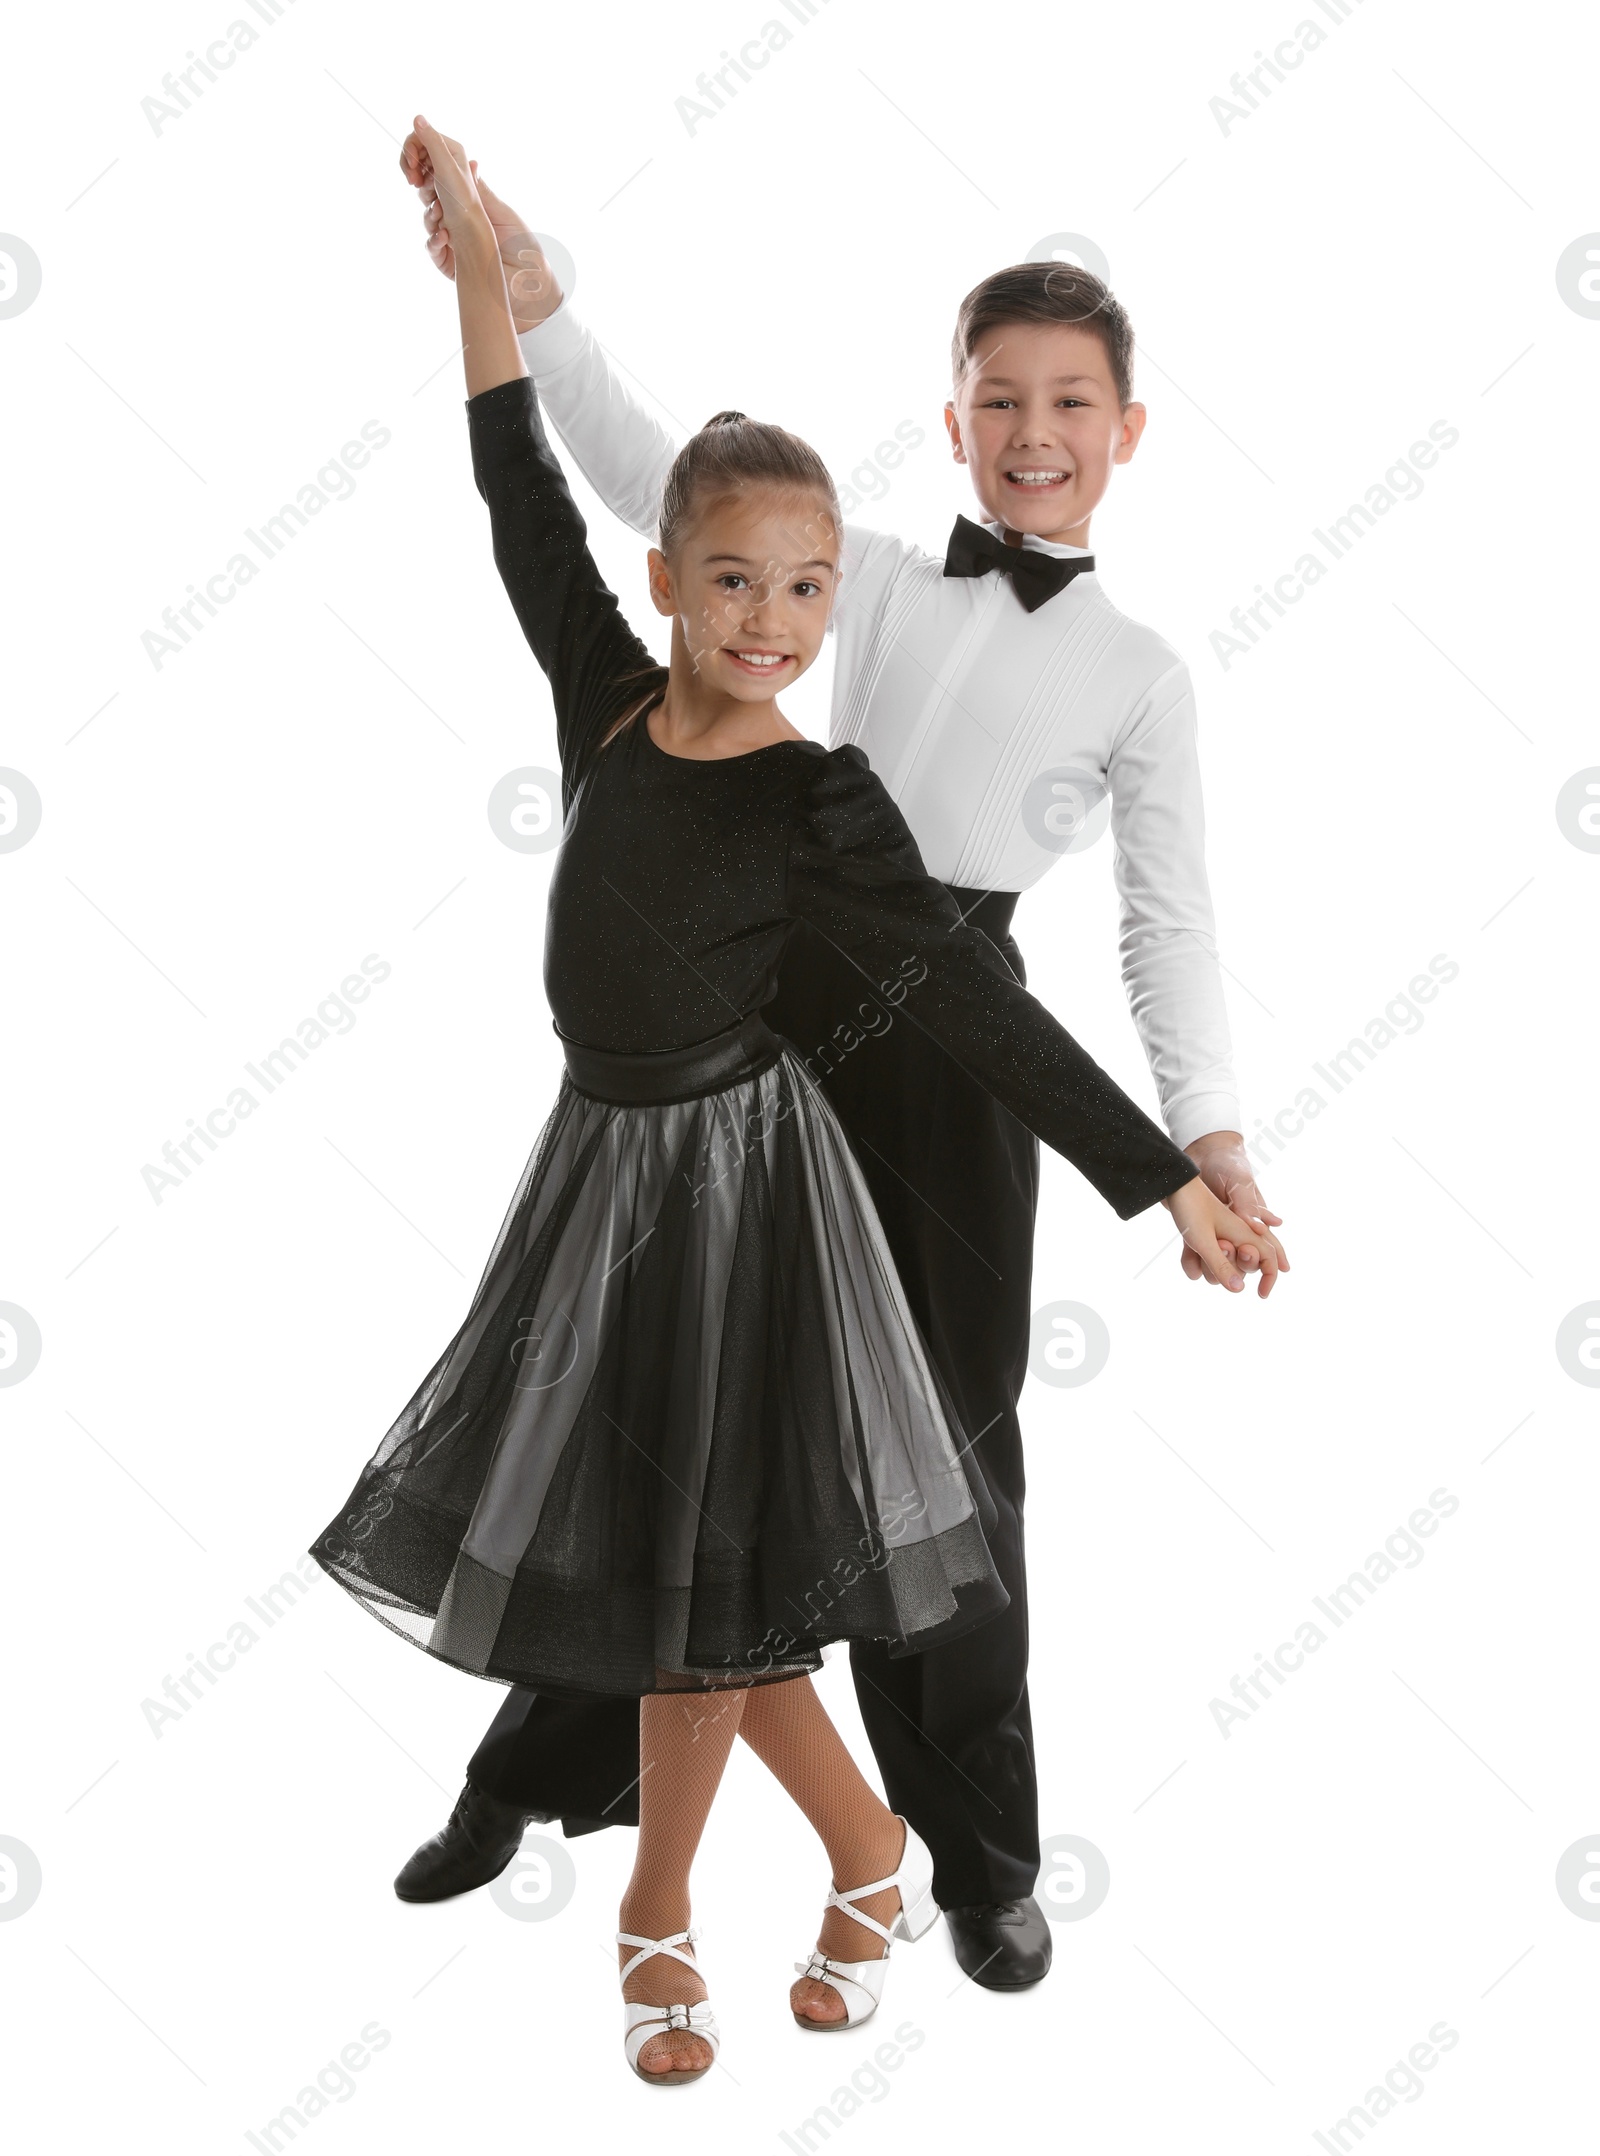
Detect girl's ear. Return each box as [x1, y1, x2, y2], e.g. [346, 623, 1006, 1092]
[646, 546, 676, 617]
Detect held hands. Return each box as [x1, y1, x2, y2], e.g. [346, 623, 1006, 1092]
[402, 118, 527, 398]
[401, 118, 495, 265]
[1163, 1167, 1287, 1300]
[399, 124, 562, 333]
[1176, 1130, 1288, 1296]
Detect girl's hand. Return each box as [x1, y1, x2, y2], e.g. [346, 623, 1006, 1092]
[406, 117, 493, 262]
[402, 117, 525, 397]
[1178, 1130, 1289, 1287]
[399, 123, 477, 282]
[401, 133, 563, 333]
[428, 183, 561, 332]
[1162, 1176, 1285, 1299]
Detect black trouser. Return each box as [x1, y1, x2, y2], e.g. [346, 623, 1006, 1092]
[468, 889, 1041, 1907]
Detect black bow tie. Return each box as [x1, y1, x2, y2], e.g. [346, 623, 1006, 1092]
[942, 515, 1094, 612]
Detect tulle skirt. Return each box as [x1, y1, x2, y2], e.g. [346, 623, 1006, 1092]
[310, 1017, 1007, 1697]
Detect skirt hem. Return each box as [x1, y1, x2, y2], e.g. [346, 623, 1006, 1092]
[309, 1537, 1010, 1698]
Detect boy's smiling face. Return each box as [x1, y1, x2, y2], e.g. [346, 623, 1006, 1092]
[945, 320, 1147, 548]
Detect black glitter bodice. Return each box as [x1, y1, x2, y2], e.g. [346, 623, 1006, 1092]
[468, 376, 1195, 1220]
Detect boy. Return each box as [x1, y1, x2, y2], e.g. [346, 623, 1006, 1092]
[393, 143, 1286, 1992]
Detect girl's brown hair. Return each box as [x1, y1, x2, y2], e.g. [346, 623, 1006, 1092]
[600, 411, 841, 748]
[657, 409, 841, 555]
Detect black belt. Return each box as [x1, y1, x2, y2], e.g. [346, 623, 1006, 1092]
[559, 1013, 783, 1106]
[948, 884, 1024, 986]
[947, 885, 1020, 942]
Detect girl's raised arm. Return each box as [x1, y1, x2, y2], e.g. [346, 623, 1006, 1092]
[414, 122, 665, 797]
[466, 379, 664, 800]
[412, 119, 525, 400]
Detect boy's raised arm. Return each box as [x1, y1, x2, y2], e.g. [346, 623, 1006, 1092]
[515, 300, 680, 541]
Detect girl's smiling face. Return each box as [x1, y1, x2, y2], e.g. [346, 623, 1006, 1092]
[945, 320, 1147, 546]
[650, 489, 840, 698]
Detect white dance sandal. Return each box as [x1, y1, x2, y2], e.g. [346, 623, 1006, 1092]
[617, 1925, 721, 2085]
[793, 1815, 939, 2031]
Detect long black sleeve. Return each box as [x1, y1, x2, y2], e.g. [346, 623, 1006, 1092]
[466, 376, 666, 803]
[784, 747, 1196, 1219]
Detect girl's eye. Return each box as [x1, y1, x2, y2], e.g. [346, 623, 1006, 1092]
[792, 581, 820, 598]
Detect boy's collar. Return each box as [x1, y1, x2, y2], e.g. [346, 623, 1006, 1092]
[979, 516, 1095, 562]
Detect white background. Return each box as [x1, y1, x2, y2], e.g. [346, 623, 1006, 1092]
[3, 0, 1597, 2148]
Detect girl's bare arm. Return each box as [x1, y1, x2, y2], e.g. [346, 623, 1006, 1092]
[410, 117, 526, 399]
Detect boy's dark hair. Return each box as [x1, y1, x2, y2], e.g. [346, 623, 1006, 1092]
[658, 409, 840, 555]
[951, 263, 1135, 408]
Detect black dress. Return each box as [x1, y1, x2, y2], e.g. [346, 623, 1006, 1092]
[309, 376, 1195, 1700]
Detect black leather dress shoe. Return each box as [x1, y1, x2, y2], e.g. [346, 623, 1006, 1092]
[944, 1898, 1053, 1988]
[393, 1780, 534, 1903]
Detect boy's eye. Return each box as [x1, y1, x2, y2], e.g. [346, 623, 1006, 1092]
[717, 574, 749, 591]
[792, 580, 821, 598]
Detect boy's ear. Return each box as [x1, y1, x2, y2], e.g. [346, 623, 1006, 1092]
[1113, 402, 1149, 466]
[943, 401, 968, 467]
[646, 546, 676, 616]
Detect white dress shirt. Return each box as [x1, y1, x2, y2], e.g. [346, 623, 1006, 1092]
[515, 305, 1241, 1149]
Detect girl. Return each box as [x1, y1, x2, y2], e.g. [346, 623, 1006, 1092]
[311, 119, 1273, 2084]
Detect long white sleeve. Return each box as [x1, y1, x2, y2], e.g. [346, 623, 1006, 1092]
[517, 303, 681, 538]
[1106, 662, 1242, 1148]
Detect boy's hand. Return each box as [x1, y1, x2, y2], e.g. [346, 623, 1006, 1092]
[400, 128, 562, 332]
[1178, 1130, 1288, 1289]
[1162, 1175, 1285, 1300]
